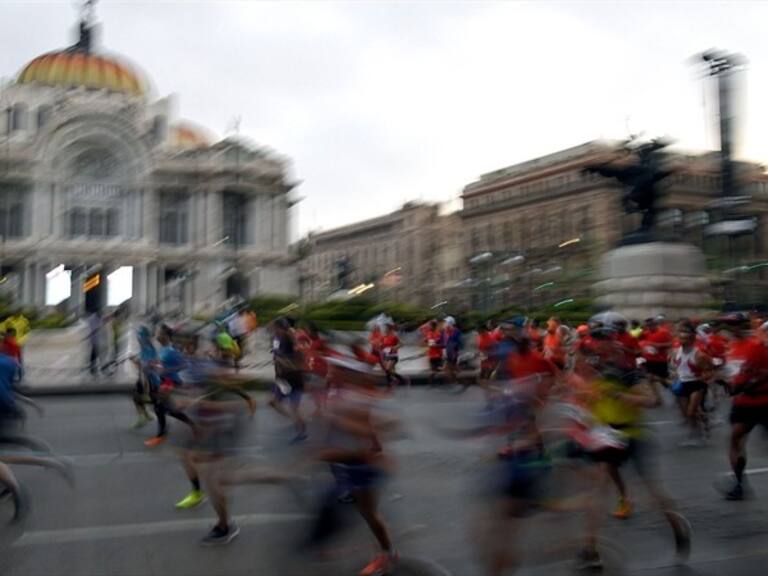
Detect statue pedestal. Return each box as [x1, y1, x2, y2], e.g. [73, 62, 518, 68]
[593, 242, 711, 320]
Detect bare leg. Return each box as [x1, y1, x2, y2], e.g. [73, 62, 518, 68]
[201, 458, 229, 529]
[606, 463, 628, 501]
[354, 488, 392, 553]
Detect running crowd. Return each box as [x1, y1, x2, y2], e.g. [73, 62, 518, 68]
[2, 307, 768, 575]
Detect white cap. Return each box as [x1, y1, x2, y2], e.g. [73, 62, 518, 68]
[444, 316, 456, 326]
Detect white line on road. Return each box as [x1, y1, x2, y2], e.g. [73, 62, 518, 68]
[13, 512, 309, 547]
[65, 446, 265, 467]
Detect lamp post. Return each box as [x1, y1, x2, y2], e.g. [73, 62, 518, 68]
[698, 50, 752, 307]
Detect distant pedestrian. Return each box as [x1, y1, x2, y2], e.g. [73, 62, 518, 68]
[86, 311, 103, 376]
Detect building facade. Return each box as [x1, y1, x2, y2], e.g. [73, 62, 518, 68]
[299, 202, 444, 307]
[455, 140, 768, 310]
[0, 16, 298, 316]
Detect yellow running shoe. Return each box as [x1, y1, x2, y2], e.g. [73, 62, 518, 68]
[175, 490, 206, 510]
[613, 497, 632, 519]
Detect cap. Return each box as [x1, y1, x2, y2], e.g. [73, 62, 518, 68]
[500, 316, 526, 328]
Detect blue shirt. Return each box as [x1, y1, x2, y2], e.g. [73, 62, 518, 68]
[0, 353, 20, 416]
[159, 345, 185, 386]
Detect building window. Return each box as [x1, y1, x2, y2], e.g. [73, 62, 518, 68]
[222, 191, 248, 246]
[503, 221, 513, 248]
[37, 105, 52, 131]
[11, 103, 27, 132]
[106, 208, 120, 237]
[159, 192, 189, 245]
[0, 189, 25, 239]
[89, 208, 105, 237]
[69, 208, 87, 237]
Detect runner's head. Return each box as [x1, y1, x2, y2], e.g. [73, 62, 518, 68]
[547, 317, 559, 333]
[500, 316, 528, 348]
[677, 321, 696, 346]
[715, 312, 750, 340]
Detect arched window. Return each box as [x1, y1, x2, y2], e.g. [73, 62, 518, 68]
[11, 103, 28, 132]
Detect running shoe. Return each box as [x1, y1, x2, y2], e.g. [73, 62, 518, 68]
[200, 521, 240, 546]
[667, 510, 691, 562]
[144, 435, 166, 448]
[574, 548, 603, 571]
[175, 490, 206, 509]
[725, 481, 745, 501]
[359, 552, 398, 576]
[133, 415, 150, 429]
[612, 497, 632, 519]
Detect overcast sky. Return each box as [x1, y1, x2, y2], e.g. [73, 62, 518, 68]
[2, 1, 768, 239]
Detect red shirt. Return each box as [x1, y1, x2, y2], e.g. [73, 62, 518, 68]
[727, 337, 768, 407]
[615, 331, 640, 370]
[425, 329, 444, 360]
[642, 327, 672, 363]
[702, 333, 728, 361]
[368, 329, 382, 354]
[307, 336, 328, 377]
[380, 334, 400, 357]
[2, 336, 20, 361]
[477, 332, 495, 354]
[505, 350, 556, 397]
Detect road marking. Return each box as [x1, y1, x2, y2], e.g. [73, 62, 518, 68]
[65, 447, 265, 467]
[13, 512, 309, 547]
[719, 466, 768, 477]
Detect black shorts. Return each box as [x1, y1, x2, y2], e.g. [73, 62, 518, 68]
[673, 380, 707, 398]
[645, 361, 669, 379]
[729, 404, 768, 430]
[588, 437, 655, 479]
[429, 358, 443, 371]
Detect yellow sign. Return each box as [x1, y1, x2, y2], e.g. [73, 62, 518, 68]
[83, 274, 101, 292]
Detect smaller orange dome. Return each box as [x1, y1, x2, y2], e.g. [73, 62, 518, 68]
[169, 122, 212, 150]
[18, 50, 145, 96]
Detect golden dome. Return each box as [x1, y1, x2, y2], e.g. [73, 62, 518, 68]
[17, 50, 145, 97]
[169, 122, 212, 150]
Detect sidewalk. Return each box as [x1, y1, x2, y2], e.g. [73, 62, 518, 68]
[19, 332, 447, 395]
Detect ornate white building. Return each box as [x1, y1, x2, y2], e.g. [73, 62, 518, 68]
[0, 13, 298, 315]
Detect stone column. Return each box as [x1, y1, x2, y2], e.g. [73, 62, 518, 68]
[132, 262, 146, 315]
[51, 184, 63, 238]
[142, 188, 159, 245]
[157, 264, 166, 313]
[146, 263, 158, 311]
[205, 189, 223, 246]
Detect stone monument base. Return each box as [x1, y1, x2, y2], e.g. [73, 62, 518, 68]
[593, 242, 711, 320]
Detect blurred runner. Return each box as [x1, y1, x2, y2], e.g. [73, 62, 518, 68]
[144, 328, 196, 448]
[443, 316, 463, 385]
[719, 314, 768, 500]
[542, 317, 566, 370]
[575, 315, 690, 569]
[269, 318, 307, 443]
[380, 321, 405, 391]
[130, 326, 155, 429]
[305, 352, 399, 576]
[670, 321, 711, 446]
[424, 320, 445, 387]
[641, 316, 673, 393]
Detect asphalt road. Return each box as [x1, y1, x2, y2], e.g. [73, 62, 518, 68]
[2, 389, 768, 576]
